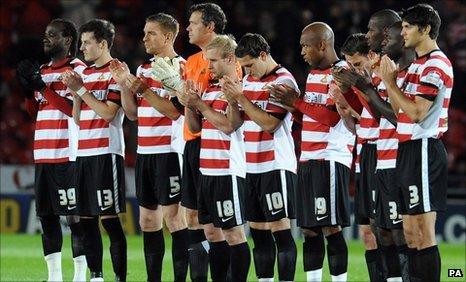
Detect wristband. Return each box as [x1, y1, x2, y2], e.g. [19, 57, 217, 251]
[75, 86, 87, 97]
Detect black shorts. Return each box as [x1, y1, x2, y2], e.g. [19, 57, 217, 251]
[396, 138, 447, 215]
[296, 160, 351, 228]
[181, 138, 201, 210]
[76, 154, 126, 216]
[34, 162, 78, 216]
[245, 170, 296, 222]
[354, 143, 377, 224]
[198, 174, 246, 229]
[135, 153, 182, 208]
[375, 168, 403, 229]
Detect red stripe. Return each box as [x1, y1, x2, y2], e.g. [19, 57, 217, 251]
[35, 157, 70, 164]
[138, 136, 171, 146]
[417, 84, 439, 96]
[266, 103, 287, 114]
[397, 134, 411, 143]
[35, 120, 68, 130]
[302, 121, 330, 132]
[138, 116, 172, 126]
[107, 91, 121, 100]
[379, 129, 397, 139]
[421, 66, 454, 88]
[201, 139, 230, 150]
[200, 158, 230, 168]
[243, 90, 269, 101]
[430, 55, 452, 67]
[243, 131, 273, 141]
[203, 121, 220, 130]
[398, 113, 413, 123]
[377, 149, 397, 160]
[443, 98, 450, 108]
[84, 80, 112, 90]
[359, 117, 379, 128]
[79, 138, 109, 149]
[404, 73, 420, 85]
[246, 151, 275, 163]
[79, 119, 109, 130]
[305, 83, 328, 93]
[301, 141, 328, 151]
[34, 139, 69, 149]
[310, 69, 331, 75]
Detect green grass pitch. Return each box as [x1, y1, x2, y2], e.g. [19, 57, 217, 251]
[1, 233, 464, 281]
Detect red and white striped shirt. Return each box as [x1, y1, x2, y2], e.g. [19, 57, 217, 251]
[397, 50, 453, 142]
[241, 66, 299, 174]
[199, 84, 245, 177]
[299, 61, 355, 168]
[78, 61, 125, 157]
[135, 57, 185, 155]
[375, 70, 407, 169]
[33, 58, 86, 163]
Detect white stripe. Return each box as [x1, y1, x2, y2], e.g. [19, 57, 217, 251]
[330, 161, 337, 225]
[177, 153, 183, 177]
[280, 170, 288, 217]
[421, 138, 431, 212]
[231, 176, 242, 225]
[112, 154, 120, 213]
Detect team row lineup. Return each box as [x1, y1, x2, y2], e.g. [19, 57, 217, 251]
[15, 2, 452, 282]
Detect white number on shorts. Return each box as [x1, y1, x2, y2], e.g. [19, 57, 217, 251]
[97, 189, 113, 208]
[388, 201, 398, 220]
[314, 197, 326, 215]
[265, 192, 284, 211]
[408, 185, 419, 205]
[58, 188, 76, 206]
[169, 176, 181, 194]
[216, 200, 234, 218]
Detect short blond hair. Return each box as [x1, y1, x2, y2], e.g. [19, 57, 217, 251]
[205, 34, 237, 58]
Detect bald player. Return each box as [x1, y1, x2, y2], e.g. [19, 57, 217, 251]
[273, 22, 359, 282]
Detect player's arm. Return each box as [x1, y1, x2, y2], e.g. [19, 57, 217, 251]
[61, 70, 120, 122]
[226, 100, 243, 130]
[355, 83, 398, 126]
[329, 84, 358, 134]
[177, 80, 202, 133]
[222, 76, 281, 133]
[195, 99, 237, 135]
[109, 60, 137, 120]
[72, 96, 82, 125]
[379, 55, 433, 123]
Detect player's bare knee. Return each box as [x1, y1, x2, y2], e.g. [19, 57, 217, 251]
[139, 208, 162, 231]
[378, 227, 394, 246]
[322, 226, 342, 237]
[203, 224, 224, 242]
[269, 218, 290, 233]
[223, 226, 247, 245]
[359, 225, 377, 249]
[163, 205, 187, 232]
[302, 227, 321, 237]
[249, 221, 269, 230]
[185, 208, 200, 229]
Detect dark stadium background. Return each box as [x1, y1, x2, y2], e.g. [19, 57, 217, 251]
[1, 0, 465, 195]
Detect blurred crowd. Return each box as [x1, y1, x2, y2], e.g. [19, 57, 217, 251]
[1, 0, 465, 187]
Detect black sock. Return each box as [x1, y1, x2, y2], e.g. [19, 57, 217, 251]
[230, 242, 251, 282]
[40, 215, 63, 256]
[326, 231, 348, 276]
[303, 233, 325, 272]
[143, 230, 165, 282]
[365, 249, 384, 282]
[69, 221, 85, 258]
[101, 217, 127, 280]
[396, 244, 410, 282]
[80, 217, 103, 273]
[407, 247, 419, 281]
[171, 228, 189, 282]
[382, 244, 401, 278]
[188, 229, 208, 282]
[209, 240, 230, 282]
[417, 245, 441, 282]
[250, 228, 276, 279]
[273, 229, 297, 281]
